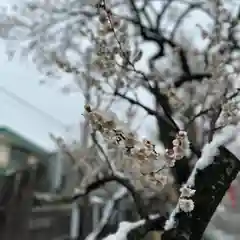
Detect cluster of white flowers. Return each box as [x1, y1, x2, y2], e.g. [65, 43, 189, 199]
[164, 131, 191, 167]
[178, 185, 195, 213]
[84, 104, 192, 193]
[220, 100, 240, 125]
[165, 185, 196, 230]
[90, 0, 143, 93]
[178, 198, 195, 213]
[91, 2, 132, 84]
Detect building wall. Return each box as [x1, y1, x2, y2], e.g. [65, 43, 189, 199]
[0, 144, 9, 168]
[29, 206, 72, 240]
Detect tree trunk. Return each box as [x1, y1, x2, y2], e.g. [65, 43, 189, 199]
[162, 147, 240, 240]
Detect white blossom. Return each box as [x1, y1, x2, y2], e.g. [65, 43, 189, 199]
[179, 199, 195, 213]
[180, 185, 196, 198]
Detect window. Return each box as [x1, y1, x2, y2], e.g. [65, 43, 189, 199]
[10, 146, 30, 169]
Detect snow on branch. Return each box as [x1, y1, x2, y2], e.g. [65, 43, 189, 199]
[34, 171, 148, 218]
[165, 125, 240, 231]
[162, 125, 240, 240]
[83, 104, 192, 193]
[102, 219, 146, 240]
[102, 213, 166, 240]
[85, 187, 127, 240]
[187, 124, 240, 187]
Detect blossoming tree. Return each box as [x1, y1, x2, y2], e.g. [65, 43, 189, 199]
[0, 0, 240, 239]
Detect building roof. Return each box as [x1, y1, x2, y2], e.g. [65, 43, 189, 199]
[0, 126, 50, 157]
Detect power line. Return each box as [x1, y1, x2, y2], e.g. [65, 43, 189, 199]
[0, 86, 68, 128]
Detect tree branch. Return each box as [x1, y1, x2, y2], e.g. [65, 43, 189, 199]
[35, 173, 148, 219]
[162, 146, 240, 240]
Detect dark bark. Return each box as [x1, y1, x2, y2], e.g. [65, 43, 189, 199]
[161, 146, 240, 240]
[126, 0, 240, 191]
[121, 146, 240, 240]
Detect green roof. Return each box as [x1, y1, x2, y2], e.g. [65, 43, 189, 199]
[0, 126, 50, 157]
[0, 126, 51, 176]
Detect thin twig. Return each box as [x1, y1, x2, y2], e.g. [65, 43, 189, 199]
[35, 173, 149, 219]
[187, 88, 240, 128]
[91, 131, 114, 173]
[154, 165, 167, 174]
